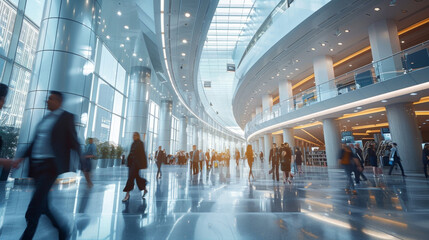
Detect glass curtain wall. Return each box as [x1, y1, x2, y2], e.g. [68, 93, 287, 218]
[170, 115, 179, 154]
[147, 100, 159, 156]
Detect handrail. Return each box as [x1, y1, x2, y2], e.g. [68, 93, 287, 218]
[245, 40, 429, 135]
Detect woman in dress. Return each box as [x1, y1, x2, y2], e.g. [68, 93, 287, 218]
[368, 143, 381, 177]
[281, 143, 292, 184]
[245, 145, 255, 181]
[295, 147, 303, 174]
[122, 132, 148, 202]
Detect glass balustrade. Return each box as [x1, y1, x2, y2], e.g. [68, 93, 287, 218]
[245, 40, 429, 134]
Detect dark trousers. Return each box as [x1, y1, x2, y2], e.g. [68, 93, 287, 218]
[123, 166, 147, 192]
[21, 159, 67, 240]
[199, 161, 203, 171]
[192, 161, 199, 175]
[156, 162, 162, 178]
[389, 159, 405, 176]
[272, 161, 279, 181]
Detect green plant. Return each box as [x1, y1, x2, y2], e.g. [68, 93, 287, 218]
[116, 145, 124, 159]
[99, 142, 110, 159]
[0, 126, 19, 159]
[110, 144, 116, 159]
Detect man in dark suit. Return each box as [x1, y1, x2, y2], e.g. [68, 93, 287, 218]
[191, 145, 199, 175]
[269, 143, 280, 181]
[155, 146, 165, 179]
[19, 91, 81, 240]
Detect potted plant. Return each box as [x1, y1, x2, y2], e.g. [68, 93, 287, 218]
[108, 144, 116, 167]
[98, 142, 110, 168]
[115, 145, 124, 167]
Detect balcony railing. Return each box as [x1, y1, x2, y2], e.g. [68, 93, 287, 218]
[245, 40, 429, 134]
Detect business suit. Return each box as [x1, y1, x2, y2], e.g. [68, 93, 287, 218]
[155, 150, 165, 179]
[20, 110, 80, 240]
[269, 148, 280, 181]
[123, 140, 148, 192]
[191, 150, 199, 175]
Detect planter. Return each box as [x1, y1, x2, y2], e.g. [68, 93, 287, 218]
[107, 159, 114, 167]
[114, 159, 121, 167]
[91, 159, 98, 171]
[98, 159, 108, 168]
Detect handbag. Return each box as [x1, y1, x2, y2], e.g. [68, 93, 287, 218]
[389, 158, 394, 166]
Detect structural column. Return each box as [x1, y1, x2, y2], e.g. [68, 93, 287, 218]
[179, 116, 187, 151]
[264, 133, 273, 162]
[262, 94, 273, 121]
[386, 103, 422, 172]
[274, 134, 283, 145]
[192, 119, 198, 147]
[283, 128, 295, 150]
[14, 0, 100, 178]
[158, 100, 173, 153]
[314, 55, 335, 101]
[368, 19, 402, 81]
[125, 66, 151, 147]
[322, 118, 341, 168]
[279, 79, 293, 114]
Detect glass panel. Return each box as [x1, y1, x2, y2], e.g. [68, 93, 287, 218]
[99, 45, 117, 86]
[109, 114, 121, 145]
[93, 107, 111, 143]
[113, 91, 123, 115]
[115, 64, 126, 93]
[96, 79, 114, 110]
[0, 0, 17, 56]
[24, 0, 46, 26]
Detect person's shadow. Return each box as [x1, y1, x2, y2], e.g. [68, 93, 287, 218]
[121, 199, 148, 239]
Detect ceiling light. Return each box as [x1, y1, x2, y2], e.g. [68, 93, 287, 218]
[338, 42, 343, 46]
[184, 84, 187, 86]
[282, 68, 286, 71]
[374, 7, 380, 11]
[330, 48, 334, 51]
[349, 64, 352, 67]
[106, 35, 110, 39]
[287, 75, 290, 78]
[181, 52, 186, 56]
[295, 68, 299, 71]
[344, 29, 350, 33]
[295, 59, 299, 62]
[321, 43, 326, 47]
[182, 39, 188, 44]
[311, 47, 316, 51]
[139, 58, 143, 62]
[132, 53, 137, 57]
[271, 76, 274, 79]
[117, 11, 122, 16]
[401, 40, 405, 43]
[124, 25, 129, 29]
[185, 12, 191, 18]
[381, 100, 388, 103]
[410, 93, 417, 96]
[120, 43, 124, 48]
[182, 76, 186, 79]
[126, 37, 130, 41]
[356, 107, 362, 109]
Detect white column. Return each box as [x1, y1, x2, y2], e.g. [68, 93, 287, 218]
[314, 55, 335, 101]
[283, 128, 295, 150]
[158, 100, 173, 154]
[256, 106, 262, 115]
[322, 118, 341, 169]
[386, 103, 422, 172]
[264, 133, 273, 162]
[262, 94, 273, 121]
[279, 79, 293, 114]
[192, 120, 198, 147]
[179, 116, 187, 151]
[368, 19, 402, 81]
[254, 139, 259, 154]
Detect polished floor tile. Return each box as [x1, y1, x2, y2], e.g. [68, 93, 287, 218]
[1, 159, 429, 239]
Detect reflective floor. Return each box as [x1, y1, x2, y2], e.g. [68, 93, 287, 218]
[1, 159, 429, 240]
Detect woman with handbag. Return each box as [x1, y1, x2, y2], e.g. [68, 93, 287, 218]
[122, 132, 148, 202]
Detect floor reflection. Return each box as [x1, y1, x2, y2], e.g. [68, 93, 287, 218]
[0, 160, 429, 239]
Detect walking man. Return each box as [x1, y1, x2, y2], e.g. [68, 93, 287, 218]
[269, 143, 280, 181]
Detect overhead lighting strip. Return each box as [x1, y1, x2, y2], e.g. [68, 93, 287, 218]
[160, 1, 243, 141]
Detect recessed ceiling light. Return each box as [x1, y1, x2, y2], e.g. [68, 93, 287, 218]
[344, 29, 350, 33]
[349, 64, 352, 67]
[184, 84, 187, 86]
[321, 43, 326, 47]
[330, 48, 334, 51]
[295, 68, 299, 71]
[401, 40, 405, 44]
[295, 59, 299, 62]
[286, 75, 290, 78]
[185, 12, 191, 18]
[117, 11, 122, 16]
[381, 113, 385, 116]
[311, 47, 316, 51]
[139, 58, 143, 62]
[181, 52, 186, 56]
[381, 100, 388, 103]
[124, 25, 129, 29]
[338, 42, 343, 46]
[374, 7, 380, 11]
[276, 73, 280, 76]
[369, 116, 373, 118]
[182, 76, 186, 79]
[182, 39, 188, 44]
[120, 43, 124, 48]
[126, 37, 130, 41]
[282, 68, 286, 71]
[356, 106, 362, 109]
[132, 53, 137, 57]
[410, 92, 417, 96]
[106, 35, 110, 39]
